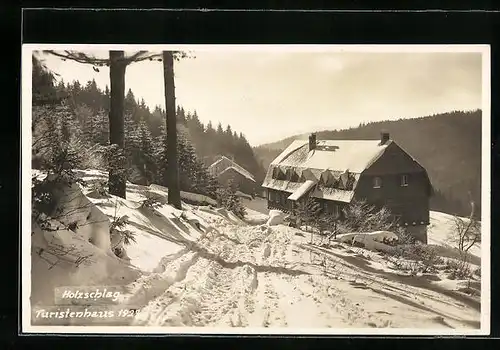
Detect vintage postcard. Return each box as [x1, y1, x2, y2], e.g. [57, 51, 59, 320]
[22, 44, 490, 335]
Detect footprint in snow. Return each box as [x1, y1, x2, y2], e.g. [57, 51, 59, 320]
[375, 310, 392, 315]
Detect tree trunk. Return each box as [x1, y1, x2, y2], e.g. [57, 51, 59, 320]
[108, 51, 127, 198]
[163, 51, 182, 209]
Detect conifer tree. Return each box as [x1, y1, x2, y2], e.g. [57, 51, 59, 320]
[138, 119, 156, 184]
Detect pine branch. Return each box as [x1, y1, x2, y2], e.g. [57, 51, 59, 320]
[45, 50, 110, 66]
[45, 50, 164, 67]
[124, 51, 162, 64]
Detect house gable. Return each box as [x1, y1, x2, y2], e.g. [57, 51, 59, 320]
[209, 156, 256, 183]
[363, 141, 426, 176]
[217, 167, 256, 195]
[354, 141, 432, 225]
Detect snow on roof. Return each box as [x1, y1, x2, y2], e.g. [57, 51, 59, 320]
[263, 138, 390, 203]
[219, 166, 256, 183]
[271, 139, 389, 173]
[210, 156, 256, 182]
[288, 180, 317, 201]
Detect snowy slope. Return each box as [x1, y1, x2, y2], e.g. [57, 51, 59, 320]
[30, 171, 484, 332]
[129, 213, 481, 331]
[428, 211, 481, 260]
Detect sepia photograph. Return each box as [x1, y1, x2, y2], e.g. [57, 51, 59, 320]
[22, 44, 490, 335]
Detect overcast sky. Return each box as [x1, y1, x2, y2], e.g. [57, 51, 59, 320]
[38, 47, 484, 146]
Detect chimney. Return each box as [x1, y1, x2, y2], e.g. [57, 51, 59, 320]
[380, 131, 390, 145]
[309, 133, 317, 151]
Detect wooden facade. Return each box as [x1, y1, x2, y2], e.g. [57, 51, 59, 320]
[218, 167, 256, 196]
[209, 156, 257, 196]
[354, 142, 432, 226]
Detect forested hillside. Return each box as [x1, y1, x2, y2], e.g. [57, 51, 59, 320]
[253, 110, 482, 218]
[36, 76, 266, 190]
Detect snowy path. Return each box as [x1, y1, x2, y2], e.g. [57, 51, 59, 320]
[124, 217, 480, 329]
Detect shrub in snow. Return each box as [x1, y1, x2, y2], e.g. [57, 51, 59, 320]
[110, 213, 137, 246]
[449, 210, 481, 253]
[341, 200, 400, 234]
[393, 227, 417, 245]
[445, 257, 473, 280]
[474, 267, 481, 276]
[140, 189, 166, 209]
[389, 244, 443, 274]
[293, 197, 322, 231]
[86, 179, 110, 199]
[216, 179, 246, 219]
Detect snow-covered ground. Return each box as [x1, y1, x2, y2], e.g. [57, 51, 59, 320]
[30, 170, 483, 332]
[428, 211, 481, 260]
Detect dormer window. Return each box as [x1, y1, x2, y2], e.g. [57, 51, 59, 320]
[401, 174, 409, 187]
[373, 176, 382, 189]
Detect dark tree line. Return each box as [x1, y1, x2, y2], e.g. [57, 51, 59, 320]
[174, 107, 267, 185]
[51, 79, 266, 190]
[33, 77, 220, 199]
[31, 53, 263, 205]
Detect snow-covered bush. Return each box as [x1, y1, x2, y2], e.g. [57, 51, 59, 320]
[86, 179, 110, 199]
[110, 206, 136, 247]
[294, 197, 322, 232]
[341, 200, 398, 233]
[389, 244, 443, 274]
[445, 257, 473, 280]
[216, 179, 246, 219]
[140, 189, 166, 209]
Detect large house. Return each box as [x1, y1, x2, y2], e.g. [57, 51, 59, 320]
[209, 156, 257, 197]
[261, 132, 433, 243]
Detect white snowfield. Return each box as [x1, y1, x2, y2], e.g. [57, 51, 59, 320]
[30, 170, 482, 331]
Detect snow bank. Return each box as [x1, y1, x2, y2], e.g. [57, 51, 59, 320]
[31, 169, 233, 304]
[31, 212, 140, 307]
[337, 231, 399, 244]
[148, 184, 217, 206]
[336, 231, 398, 252]
[266, 210, 287, 226]
[243, 208, 269, 225]
[49, 177, 112, 253]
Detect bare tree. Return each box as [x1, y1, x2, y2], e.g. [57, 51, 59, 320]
[452, 198, 481, 254]
[162, 51, 181, 209]
[108, 51, 127, 197]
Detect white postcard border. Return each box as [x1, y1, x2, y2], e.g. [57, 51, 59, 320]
[21, 44, 491, 336]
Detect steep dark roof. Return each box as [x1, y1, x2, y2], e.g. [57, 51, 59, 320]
[209, 156, 256, 182]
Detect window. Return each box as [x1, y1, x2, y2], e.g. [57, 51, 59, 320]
[401, 174, 409, 187]
[373, 176, 382, 189]
[333, 204, 340, 218]
[323, 202, 340, 217]
[323, 201, 328, 213]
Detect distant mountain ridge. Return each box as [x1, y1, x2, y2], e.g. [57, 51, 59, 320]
[253, 110, 482, 218]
